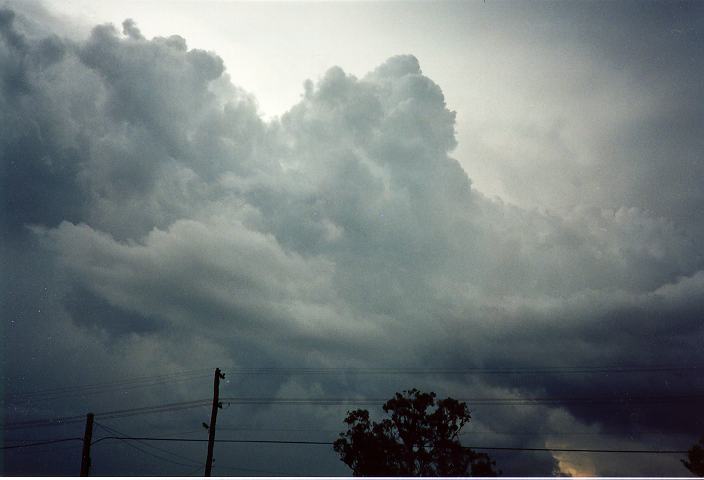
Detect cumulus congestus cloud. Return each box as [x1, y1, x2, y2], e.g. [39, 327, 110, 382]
[2, 5, 704, 476]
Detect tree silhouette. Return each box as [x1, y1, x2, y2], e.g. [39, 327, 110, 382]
[333, 388, 499, 476]
[683, 436, 704, 476]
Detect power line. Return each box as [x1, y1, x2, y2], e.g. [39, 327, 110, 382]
[2, 438, 83, 456]
[460, 430, 698, 437]
[3, 434, 690, 457]
[12, 375, 212, 403]
[182, 464, 207, 476]
[218, 426, 341, 434]
[90, 436, 330, 446]
[94, 399, 212, 421]
[95, 421, 204, 467]
[2, 399, 213, 430]
[6, 391, 703, 430]
[7, 364, 701, 400]
[219, 365, 704, 376]
[9, 427, 689, 451]
[215, 425, 696, 437]
[464, 445, 690, 454]
[6, 382, 209, 405]
[6, 363, 700, 403]
[89, 435, 690, 455]
[151, 429, 206, 437]
[2, 437, 83, 450]
[7, 370, 212, 401]
[217, 393, 704, 406]
[1, 415, 85, 429]
[212, 464, 303, 476]
[8, 369, 211, 397]
[7, 363, 702, 404]
[93, 423, 203, 470]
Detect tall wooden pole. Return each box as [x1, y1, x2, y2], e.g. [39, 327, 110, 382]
[80, 412, 94, 476]
[204, 368, 224, 476]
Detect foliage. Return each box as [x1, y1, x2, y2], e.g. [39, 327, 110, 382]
[333, 388, 498, 476]
[683, 436, 704, 476]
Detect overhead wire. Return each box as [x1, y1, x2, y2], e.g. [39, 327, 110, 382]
[97, 438, 201, 470]
[11, 375, 212, 403]
[7, 363, 702, 402]
[217, 393, 704, 406]
[459, 430, 698, 437]
[4, 434, 690, 456]
[219, 364, 704, 376]
[182, 464, 207, 476]
[5, 364, 698, 473]
[8, 368, 212, 396]
[4, 426, 690, 451]
[215, 425, 696, 437]
[1, 437, 83, 450]
[7, 370, 212, 402]
[93, 422, 203, 470]
[94, 399, 212, 421]
[6, 363, 701, 406]
[6, 391, 703, 431]
[2, 399, 212, 430]
[212, 464, 303, 476]
[89, 435, 690, 455]
[2, 439, 84, 456]
[94, 422, 200, 466]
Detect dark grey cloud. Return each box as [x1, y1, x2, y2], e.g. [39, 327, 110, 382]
[2, 2, 703, 476]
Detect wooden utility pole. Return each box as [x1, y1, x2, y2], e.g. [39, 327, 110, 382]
[204, 368, 225, 476]
[80, 412, 94, 476]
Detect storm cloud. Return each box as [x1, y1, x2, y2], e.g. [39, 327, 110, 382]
[2, 2, 704, 476]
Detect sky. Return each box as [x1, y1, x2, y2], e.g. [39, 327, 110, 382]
[2, 0, 704, 476]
